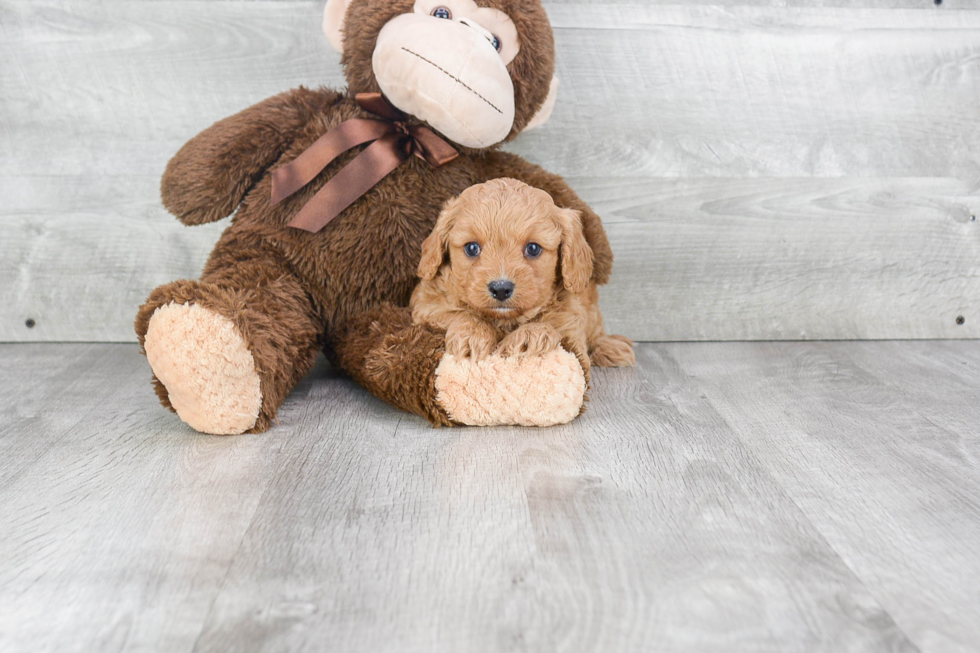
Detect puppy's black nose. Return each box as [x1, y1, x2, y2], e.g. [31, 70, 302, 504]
[488, 279, 515, 301]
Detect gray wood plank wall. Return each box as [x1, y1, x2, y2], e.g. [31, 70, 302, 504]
[1, 1, 978, 342]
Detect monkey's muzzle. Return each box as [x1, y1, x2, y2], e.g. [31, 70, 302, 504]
[372, 13, 516, 148]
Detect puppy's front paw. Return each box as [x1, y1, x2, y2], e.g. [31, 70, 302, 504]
[590, 334, 636, 367]
[496, 323, 562, 358]
[446, 323, 499, 361]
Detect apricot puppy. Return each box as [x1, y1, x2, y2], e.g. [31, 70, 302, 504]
[411, 178, 635, 380]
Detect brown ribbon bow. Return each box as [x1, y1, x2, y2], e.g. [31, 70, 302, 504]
[271, 93, 459, 233]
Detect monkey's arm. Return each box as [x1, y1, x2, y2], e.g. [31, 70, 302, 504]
[331, 304, 586, 428]
[477, 151, 614, 285]
[331, 304, 456, 426]
[161, 86, 343, 225]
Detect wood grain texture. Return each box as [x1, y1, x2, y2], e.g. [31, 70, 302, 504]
[2, 1, 979, 342]
[0, 343, 295, 651]
[668, 340, 980, 653]
[519, 5, 980, 179]
[6, 342, 968, 651]
[594, 177, 980, 340]
[188, 347, 913, 653]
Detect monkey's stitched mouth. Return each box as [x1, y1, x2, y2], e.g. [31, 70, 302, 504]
[400, 47, 503, 115]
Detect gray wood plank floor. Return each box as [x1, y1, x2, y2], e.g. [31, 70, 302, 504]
[2, 342, 979, 652]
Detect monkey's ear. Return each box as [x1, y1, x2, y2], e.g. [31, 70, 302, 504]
[555, 206, 594, 294]
[524, 76, 560, 131]
[418, 197, 460, 280]
[322, 0, 351, 53]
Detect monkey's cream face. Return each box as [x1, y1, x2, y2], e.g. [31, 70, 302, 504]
[372, 0, 520, 148]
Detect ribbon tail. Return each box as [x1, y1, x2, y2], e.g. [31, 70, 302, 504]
[271, 119, 393, 206]
[288, 133, 408, 233]
[411, 126, 459, 167]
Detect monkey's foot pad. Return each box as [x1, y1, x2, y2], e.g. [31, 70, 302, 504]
[435, 348, 586, 426]
[144, 302, 262, 435]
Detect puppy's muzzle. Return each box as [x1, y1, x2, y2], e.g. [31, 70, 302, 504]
[488, 279, 515, 301]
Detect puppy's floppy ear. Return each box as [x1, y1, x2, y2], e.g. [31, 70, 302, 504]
[418, 196, 460, 280]
[555, 207, 594, 294]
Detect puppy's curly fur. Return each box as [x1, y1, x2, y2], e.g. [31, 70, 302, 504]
[411, 178, 635, 381]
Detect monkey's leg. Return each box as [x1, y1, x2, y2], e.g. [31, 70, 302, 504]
[135, 238, 322, 435]
[332, 306, 587, 427]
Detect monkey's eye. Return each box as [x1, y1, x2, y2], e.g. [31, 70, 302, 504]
[464, 242, 481, 257]
[431, 7, 452, 19]
[524, 242, 542, 259]
[490, 35, 501, 52]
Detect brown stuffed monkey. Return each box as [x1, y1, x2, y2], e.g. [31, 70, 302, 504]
[135, 0, 614, 434]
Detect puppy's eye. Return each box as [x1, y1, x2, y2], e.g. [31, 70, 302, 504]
[464, 242, 481, 257]
[431, 7, 452, 19]
[524, 242, 542, 258]
[490, 35, 501, 52]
